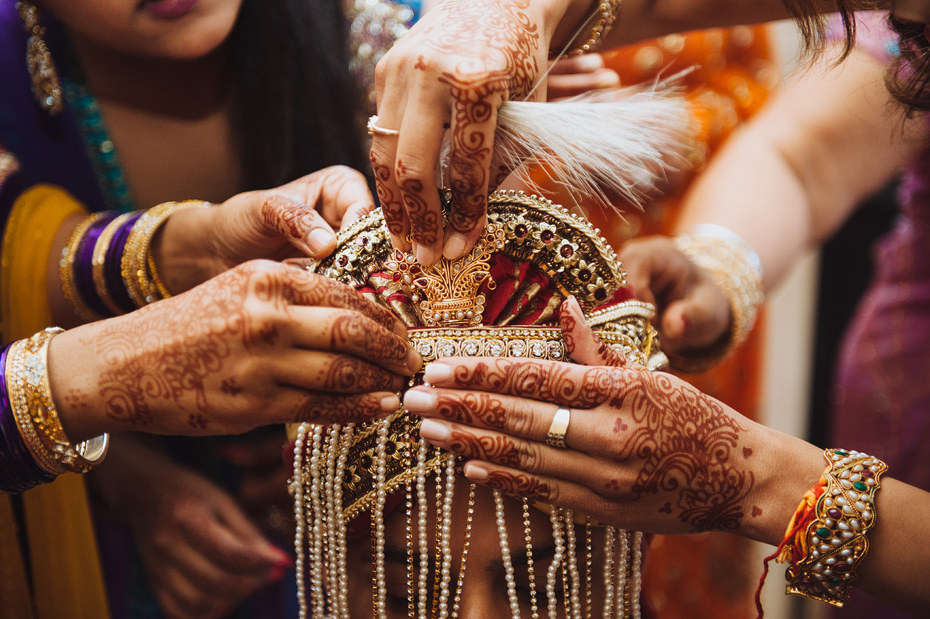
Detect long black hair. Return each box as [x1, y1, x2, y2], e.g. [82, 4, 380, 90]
[229, 0, 369, 190]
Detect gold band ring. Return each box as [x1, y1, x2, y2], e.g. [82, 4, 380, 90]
[546, 407, 571, 449]
[367, 115, 400, 136]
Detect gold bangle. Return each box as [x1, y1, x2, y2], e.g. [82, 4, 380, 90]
[783, 449, 887, 606]
[672, 227, 764, 371]
[562, 0, 623, 57]
[6, 329, 109, 475]
[92, 212, 136, 316]
[121, 200, 209, 307]
[59, 212, 108, 322]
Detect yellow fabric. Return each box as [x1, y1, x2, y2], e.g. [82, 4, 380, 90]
[0, 185, 111, 619]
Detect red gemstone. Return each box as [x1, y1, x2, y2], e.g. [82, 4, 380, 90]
[360, 237, 369, 245]
[400, 263, 408, 271]
[337, 255, 348, 266]
[410, 266, 421, 274]
[578, 269, 591, 282]
[514, 224, 528, 238]
[560, 245, 574, 258]
[594, 288, 607, 301]
[541, 230, 554, 242]
[392, 272, 402, 282]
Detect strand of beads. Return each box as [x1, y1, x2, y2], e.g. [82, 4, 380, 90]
[292, 424, 309, 619]
[630, 531, 644, 619]
[415, 436, 430, 619]
[437, 454, 457, 618]
[563, 510, 583, 619]
[614, 530, 630, 617]
[584, 520, 594, 618]
[494, 489, 522, 617]
[333, 424, 354, 619]
[546, 508, 566, 618]
[307, 425, 326, 616]
[373, 417, 390, 618]
[450, 484, 477, 619]
[601, 526, 616, 617]
[522, 499, 540, 619]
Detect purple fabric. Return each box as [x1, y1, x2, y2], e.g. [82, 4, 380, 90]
[104, 211, 143, 314]
[827, 14, 930, 619]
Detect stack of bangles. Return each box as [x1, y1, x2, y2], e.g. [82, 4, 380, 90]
[59, 200, 210, 321]
[0, 328, 108, 493]
[758, 449, 888, 609]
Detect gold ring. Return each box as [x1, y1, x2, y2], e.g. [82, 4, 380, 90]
[546, 407, 571, 449]
[367, 115, 400, 136]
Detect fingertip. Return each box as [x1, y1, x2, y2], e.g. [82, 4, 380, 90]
[462, 461, 488, 482]
[380, 393, 401, 414]
[305, 227, 336, 255]
[422, 362, 452, 384]
[415, 243, 440, 267]
[390, 232, 412, 252]
[442, 231, 468, 260]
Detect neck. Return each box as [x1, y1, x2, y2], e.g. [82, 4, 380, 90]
[67, 35, 232, 118]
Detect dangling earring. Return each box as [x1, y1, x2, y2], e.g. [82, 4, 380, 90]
[17, 1, 63, 115]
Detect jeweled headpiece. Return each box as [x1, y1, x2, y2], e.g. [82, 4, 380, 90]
[290, 191, 666, 618]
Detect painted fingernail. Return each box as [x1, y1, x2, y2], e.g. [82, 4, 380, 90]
[306, 228, 335, 253]
[418, 418, 450, 442]
[463, 461, 488, 481]
[403, 389, 436, 412]
[407, 347, 423, 374]
[423, 362, 451, 384]
[381, 394, 401, 412]
[442, 232, 468, 260]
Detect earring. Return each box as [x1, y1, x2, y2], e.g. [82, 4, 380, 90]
[17, 1, 63, 115]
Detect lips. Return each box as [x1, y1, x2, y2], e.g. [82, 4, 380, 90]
[140, 0, 199, 19]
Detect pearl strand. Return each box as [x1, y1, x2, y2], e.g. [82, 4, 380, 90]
[522, 499, 540, 619]
[437, 454, 457, 618]
[451, 484, 477, 619]
[292, 424, 309, 619]
[307, 425, 327, 617]
[601, 526, 616, 618]
[493, 489, 521, 618]
[630, 531, 644, 619]
[416, 437, 430, 619]
[323, 425, 341, 617]
[563, 510, 583, 619]
[546, 508, 565, 619]
[584, 519, 593, 619]
[432, 465, 444, 614]
[333, 424, 355, 619]
[613, 530, 630, 618]
[373, 417, 390, 618]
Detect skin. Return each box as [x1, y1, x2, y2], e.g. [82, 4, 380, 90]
[403, 299, 930, 614]
[370, 0, 859, 264]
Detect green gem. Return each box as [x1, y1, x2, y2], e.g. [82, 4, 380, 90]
[828, 577, 842, 584]
[833, 450, 847, 456]
[853, 482, 867, 491]
[816, 528, 831, 539]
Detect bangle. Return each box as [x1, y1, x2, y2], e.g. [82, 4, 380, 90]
[72, 212, 120, 318]
[778, 449, 887, 607]
[672, 225, 764, 372]
[60, 213, 108, 323]
[92, 212, 137, 316]
[121, 200, 210, 307]
[5, 328, 109, 476]
[560, 0, 622, 57]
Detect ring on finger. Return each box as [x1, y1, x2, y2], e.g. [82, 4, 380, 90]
[367, 115, 400, 136]
[546, 407, 571, 449]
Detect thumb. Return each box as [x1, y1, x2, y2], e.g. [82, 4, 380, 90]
[661, 287, 730, 355]
[558, 296, 629, 368]
[260, 193, 337, 258]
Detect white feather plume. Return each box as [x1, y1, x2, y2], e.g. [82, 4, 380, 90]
[489, 79, 695, 212]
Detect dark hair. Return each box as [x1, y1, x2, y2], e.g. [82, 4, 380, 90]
[780, 0, 858, 58]
[886, 15, 930, 112]
[229, 0, 369, 190]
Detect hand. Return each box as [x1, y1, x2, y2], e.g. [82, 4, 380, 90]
[52, 260, 421, 440]
[106, 443, 291, 619]
[370, 0, 555, 266]
[618, 235, 731, 360]
[546, 53, 620, 101]
[155, 166, 376, 294]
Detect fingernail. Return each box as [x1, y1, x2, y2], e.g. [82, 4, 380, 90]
[381, 394, 401, 413]
[403, 389, 436, 412]
[596, 69, 621, 89]
[418, 418, 450, 442]
[442, 232, 468, 260]
[423, 363, 451, 384]
[568, 295, 583, 314]
[407, 347, 423, 374]
[306, 228, 335, 253]
[576, 54, 604, 70]
[416, 244, 439, 267]
[463, 461, 488, 481]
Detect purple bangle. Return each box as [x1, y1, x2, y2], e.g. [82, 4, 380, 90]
[0, 342, 56, 493]
[73, 213, 119, 318]
[104, 211, 143, 314]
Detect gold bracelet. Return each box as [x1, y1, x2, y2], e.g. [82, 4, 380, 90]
[92, 212, 136, 316]
[783, 449, 886, 606]
[562, 0, 623, 57]
[6, 329, 109, 475]
[121, 200, 209, 307]
[672, 225, 763, 372]
[59, 212, 108, 322]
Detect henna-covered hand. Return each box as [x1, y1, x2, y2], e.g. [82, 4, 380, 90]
[370, 0, 553, 266]
[52, 260, 420, 439]
[406, 356, 772, 536]
[558, 296, 631, 368]
[154, 166, 376, 295]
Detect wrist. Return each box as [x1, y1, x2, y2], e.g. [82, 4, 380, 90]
[149, 203, 217, 295]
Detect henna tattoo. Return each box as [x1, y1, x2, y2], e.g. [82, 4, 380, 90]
[188, 414, 208, 430]
[261, 193, 314, 240]
[559, 305, 627, 368]
[447, 429, 522, 467]
[433, 391, 508, 428]
[329, 313, 409, 368]
[289, 271, 398, 331]
[371, 154, 406, 236]
[399, 176, 440, 246]
[221, 379, 242, 396]
[484, 470, 551, 501]
[320, 355, 397, 394]
[609, 371, 754, 532]
[289, 392, 388, 424]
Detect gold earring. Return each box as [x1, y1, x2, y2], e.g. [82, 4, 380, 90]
[17, 1, 62, 115]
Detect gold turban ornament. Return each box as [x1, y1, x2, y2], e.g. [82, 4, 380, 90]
[289, 191, 667, 618]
